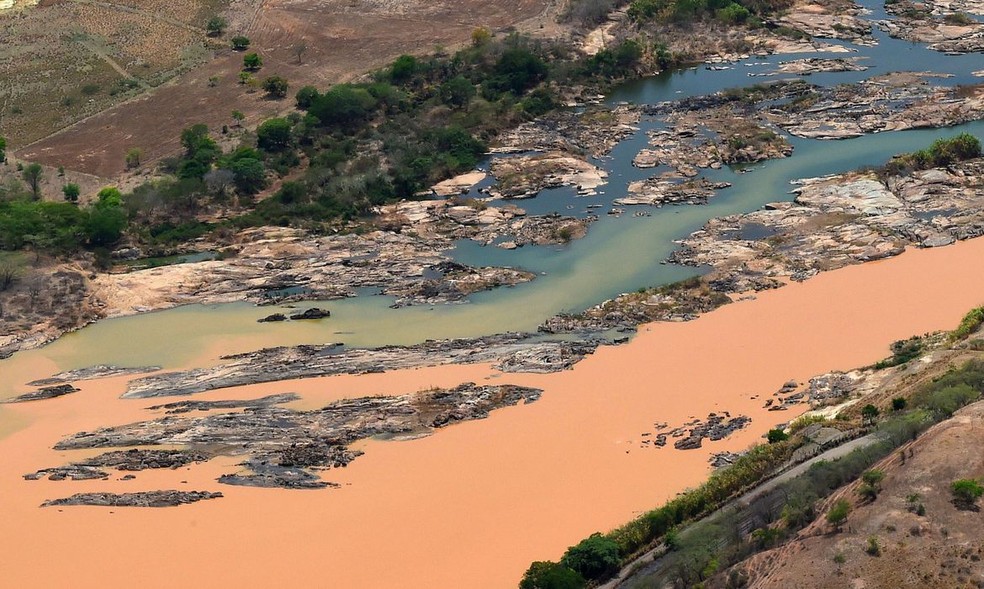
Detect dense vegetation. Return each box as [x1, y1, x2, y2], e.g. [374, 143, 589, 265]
[0, 31, 655, 258]
[881, 132, 982, 177]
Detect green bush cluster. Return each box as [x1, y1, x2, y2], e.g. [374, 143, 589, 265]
[881, 133, 981, 177]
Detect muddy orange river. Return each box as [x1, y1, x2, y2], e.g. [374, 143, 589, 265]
[3, 238, 984, 588]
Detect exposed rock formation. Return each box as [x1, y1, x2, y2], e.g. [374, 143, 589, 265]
[42, 491, 223, 507]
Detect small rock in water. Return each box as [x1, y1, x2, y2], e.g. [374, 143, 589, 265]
[289, 307, 331, 320]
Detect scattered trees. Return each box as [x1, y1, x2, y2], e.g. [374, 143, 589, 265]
[826, 499, 851, 531]
[292, 40, 307, 64]
[62, 183, 80, 202]
[0, 262, 18, 291]
[125, 147, 143, 169]
[857, 469, 885, 501]
[560, 533, 621, 582]
[295, 86, 319, 109]
[205, 15, 227, 36]
[22, 163, 43, 200]
[262, 76, 289, 99]
[256, 118, 293, 151]
[519, 562, 585, 589]
[861, 404, 879, 426]
[243, 52, 263, 71]
[951, 479, 984, 510]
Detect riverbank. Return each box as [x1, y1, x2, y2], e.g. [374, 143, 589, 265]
[4, 235, 984, 587]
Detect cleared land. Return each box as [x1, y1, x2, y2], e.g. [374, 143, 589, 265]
[11, 0, 554, 178]
[0, 0, 225, 149]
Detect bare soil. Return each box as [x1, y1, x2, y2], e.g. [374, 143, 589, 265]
[12, 0, 555, 178]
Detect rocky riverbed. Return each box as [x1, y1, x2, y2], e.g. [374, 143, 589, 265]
[671, 156, 984, 291]
[40, 382, 542, 497]
[117, 333, 598, 399]
[880, 0, 984, 53]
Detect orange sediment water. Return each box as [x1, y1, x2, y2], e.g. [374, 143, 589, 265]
[3, 239, 984, 588]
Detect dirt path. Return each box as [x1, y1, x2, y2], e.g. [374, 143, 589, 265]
[74, 39, 150, 90]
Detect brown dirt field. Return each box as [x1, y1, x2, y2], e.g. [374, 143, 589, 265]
[14, 0, 558, 178]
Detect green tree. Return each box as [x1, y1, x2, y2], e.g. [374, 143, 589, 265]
[826, 499, 850, 531]
[62, 183, 80, 202]
[390, 54, 418, 85]
[519, 562, 585, 589]
[205, 15, 227, 36]
[262, 76, 289, 99]
[295, 86, 320, 109]
[22, 163, 43, 200]
[560, 533, 620, 581]
[230, 158, 266, 194]
[861, 404, 879, 426]
[491, 47, 548, 95]
[125, 147, 142, 169]
[891, 397, 907, 411]
[951, 479, 984, 509]
[308, 84, 378, 129]
[0, 136, 6, 162]
[243, 52, 263, 71]
[230, 35, 250, 50]
[439, 76, 475, 109]
[471, 26, 491, 47]
[767, 428, 789, 444]
[85, 187, 126, 245]
[256, 118, 293, 152]
[231, 110, 245, 127]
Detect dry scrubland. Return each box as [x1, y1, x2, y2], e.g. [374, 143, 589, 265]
[0, 0, 225, 148]
[11, 0, 553, 177]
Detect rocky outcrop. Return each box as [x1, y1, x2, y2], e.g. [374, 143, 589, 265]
[765, 74, 984, 139]
[615, 177, 732, 207]
[488, 151, 608, 199]
[671, 158, 984, 293]
[492, 104, 641, 158]
[146, 393, 300, 414]
[778, 0, 875, 45]
[289, 307, 330, 320]
[880, 0, 984, 53]
[88, 227, 537, 317]
[539, 277, 732, 334]
[0, 267, 102, 360]
[379, 200, 593, 249]
[42, 491, 223, 508]
[50, 383, 542, 491]
[635, 96, 794, 177]
[120, 335, 596, 399]
[25, 449, 210, 481]
[4, 383, 80, 403]
[26, 365, 160, 386]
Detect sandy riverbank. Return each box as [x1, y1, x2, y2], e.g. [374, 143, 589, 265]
[4, 238, 984, 588]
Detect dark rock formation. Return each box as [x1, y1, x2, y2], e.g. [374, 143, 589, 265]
[50, 383, 542, 490]
[257, 313, 288, 323]
[4, 383, 80, 403]
[27, 365, 160, 386]
[289, 307, 330, 320]
[122, 335, 595, 399]
[146, 393, 300, 414]
[42, 490, 223, 508]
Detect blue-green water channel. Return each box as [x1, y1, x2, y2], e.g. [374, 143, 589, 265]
[2, 3, 983, 388]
